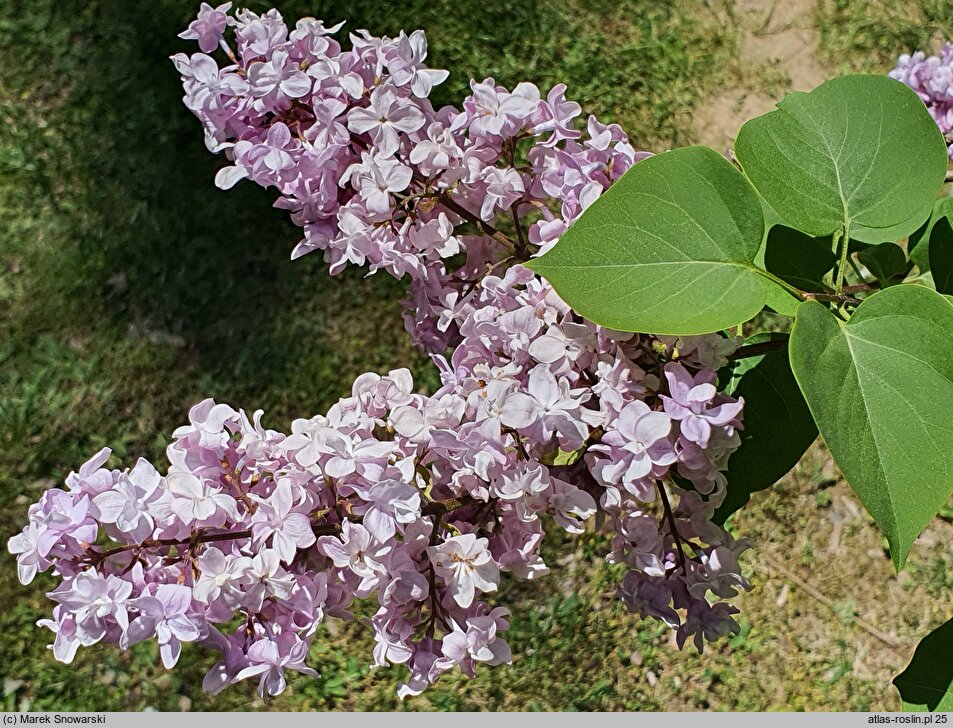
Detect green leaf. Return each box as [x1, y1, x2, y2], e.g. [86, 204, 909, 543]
[928, 215, 953, 294]
[762, 281, 800, 317]
[735, 75, 947, 240]
[909, 197, 953, 272]
[763, 226, 836, 292]
[539, 446, 586, 467]
[857, 242, 908, 285]
[526, 146, 778, 335]
[893, 617, 953, 711]
[755, 196, 787, 242]
[851, 197, 935, 245]
[714, 333, 817, 523]
[758, 224, 834, 315]
[789, 285, 953, 569]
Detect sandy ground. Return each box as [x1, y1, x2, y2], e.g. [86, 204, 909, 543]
[694, 0, 827, 152]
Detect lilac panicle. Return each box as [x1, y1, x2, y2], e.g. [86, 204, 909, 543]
[9, 4, 752, 700]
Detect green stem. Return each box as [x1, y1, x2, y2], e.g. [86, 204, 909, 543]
[834, 224, 850, 292]
[755, 267, 802, 299]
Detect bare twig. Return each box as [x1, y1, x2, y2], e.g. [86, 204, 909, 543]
[767, 558, 905, 652]
[802, 291, 863, 307]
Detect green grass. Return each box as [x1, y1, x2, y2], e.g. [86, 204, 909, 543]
[0, 0, 951, 712]
[816, 0, 953, 71]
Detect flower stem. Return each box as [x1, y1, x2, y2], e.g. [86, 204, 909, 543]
[656, 480, 687, 576]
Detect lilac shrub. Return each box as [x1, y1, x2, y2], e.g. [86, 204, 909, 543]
[9, 3, 752, 699]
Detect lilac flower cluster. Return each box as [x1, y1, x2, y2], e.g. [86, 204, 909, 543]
[170, 2, 650, 351]
[891, 44, 953, 157]
[9, 3, 752, 699]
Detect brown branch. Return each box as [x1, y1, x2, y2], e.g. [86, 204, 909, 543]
[656, 480, 688, 576]
[504, 137, 530, 258]
[83, 528, 254, 565]
[423, 511, 445, 638]
[501, 425, 529, 460]
[840, 282, 880, 294]
[728, 337, 787, 361]
[312, 522, 344, 537]
[82, 495, 482, 569]
[457, 255, 516, 300]
[347, 130, 519, 254]
[510, 202, 530, 257]
[420, 184, 519, 254]
[802, 291, 862, 306]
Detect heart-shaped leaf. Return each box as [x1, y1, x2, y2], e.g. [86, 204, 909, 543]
[763, 226, 836, 293]
[851, 198, 936, 246]
[714, 333, 817, 523]
[857, 242, 908, 285]
[928, 215, 953, 295]
[735, 75, 947, 241]
[893, 617, 953, 711]
[761, 280, 801, 318]
[910, 198, 953, 272]
[527, 146, 777, 335]
[789, 285, 953, 569]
